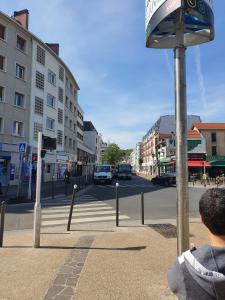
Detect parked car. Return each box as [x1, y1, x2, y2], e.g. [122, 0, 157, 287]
[151, 172, 176, 186]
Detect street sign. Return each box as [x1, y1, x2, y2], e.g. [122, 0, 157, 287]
[145, 0, 214, 48]
[19, 143, 27, 153]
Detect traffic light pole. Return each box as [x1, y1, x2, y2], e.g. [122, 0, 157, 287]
[33, 132, 42, 248]
[174, 11, 189, 255]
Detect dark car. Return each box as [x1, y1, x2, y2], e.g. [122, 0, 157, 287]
[151, 172, 176, 186]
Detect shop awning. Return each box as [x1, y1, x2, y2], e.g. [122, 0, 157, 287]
[160, 157, 175, 166]
[188, 161, 211, 168]
[209, 161, 225, 167]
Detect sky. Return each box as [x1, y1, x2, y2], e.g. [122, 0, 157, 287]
[1, 1, 224, 149]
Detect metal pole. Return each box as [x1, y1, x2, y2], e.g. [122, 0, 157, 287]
[141, 192, 144, 225]
[67, 184, 77, 231]
[33, 132, 42, 248]
[0, 201, 6, 247]
[174, 11, 189, 255]
[17, 152, 22, 200]
[28, 146, 33, 200]
[51, 175, 55, 200]
[116, 182, 119, 227]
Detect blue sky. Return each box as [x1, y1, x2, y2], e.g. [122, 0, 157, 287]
[2, 1, 224, 149]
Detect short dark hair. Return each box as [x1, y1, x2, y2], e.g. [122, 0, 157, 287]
[199, 188, 225, 235]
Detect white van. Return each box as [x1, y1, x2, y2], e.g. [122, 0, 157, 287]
[94, 164, 112, 184]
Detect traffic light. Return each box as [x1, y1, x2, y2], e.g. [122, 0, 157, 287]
[42, 135, 56, 150]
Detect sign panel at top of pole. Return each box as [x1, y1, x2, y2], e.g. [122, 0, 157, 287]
[145, 0, 214, 49]
[19, 143, 27, 153]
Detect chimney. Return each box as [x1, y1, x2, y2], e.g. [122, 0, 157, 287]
[13, 9, 29, 30]
[46, 43, 59, 56]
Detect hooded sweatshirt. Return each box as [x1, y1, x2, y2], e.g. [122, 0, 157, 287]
[167, 245, 225, 300]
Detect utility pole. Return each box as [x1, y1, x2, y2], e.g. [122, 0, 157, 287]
[33, 132, 42, 248]
[174, 11, 189, 255]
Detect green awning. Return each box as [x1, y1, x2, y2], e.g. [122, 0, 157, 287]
[160, 157, 174, 166]
[210, 161, 225, 167]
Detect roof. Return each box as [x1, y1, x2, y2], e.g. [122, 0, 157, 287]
[187, 130, 202, 138]
[192, 123, 225, 130]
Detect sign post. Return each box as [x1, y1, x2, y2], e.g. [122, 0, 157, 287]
[145, 0, 214, 254]
[17, 143, 27, 200]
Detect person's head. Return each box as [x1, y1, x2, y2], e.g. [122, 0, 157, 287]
[199, 188, 225, 236]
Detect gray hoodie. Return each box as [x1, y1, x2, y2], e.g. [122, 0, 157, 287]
[167, 245, 225, 299]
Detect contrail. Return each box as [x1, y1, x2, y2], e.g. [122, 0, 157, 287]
[195, 46, 207, 111]
[164, 49, 173, 78]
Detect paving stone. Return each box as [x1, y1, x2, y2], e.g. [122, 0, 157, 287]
[43, 285, 65, 299]
[60, 287, 74, 296]
[54, 295, 72, 300]
[66, 277, 79, 287]
[59, 266, 74, 274]
[54, 274, 69, 285]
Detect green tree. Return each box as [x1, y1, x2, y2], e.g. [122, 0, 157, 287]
[102, 143, 122, 165]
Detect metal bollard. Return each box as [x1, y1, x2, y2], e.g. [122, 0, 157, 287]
[0, 201, 6, 247]
[116, 182, 119, 227]
[67, 184, 77, 231]
[141, 192, 144, 225]
[51, 176, 55, 200]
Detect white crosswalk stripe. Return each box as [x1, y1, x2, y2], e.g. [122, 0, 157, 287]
[41, 197, 130, 228]
[105, 184, 151, 188]
[42, 194, 98, 207]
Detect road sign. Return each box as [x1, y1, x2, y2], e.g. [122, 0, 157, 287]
[19, 143, 27, 153]
[145, 0, 214, 48]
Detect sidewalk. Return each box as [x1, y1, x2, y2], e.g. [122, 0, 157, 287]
[0, 220, 208, 300]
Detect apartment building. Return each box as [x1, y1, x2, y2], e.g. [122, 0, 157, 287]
[0, 9, 92, 184]
[0, 10, 32, 185]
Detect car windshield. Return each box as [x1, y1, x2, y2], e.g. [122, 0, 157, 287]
[118, 165, 131, 172]
[95, 166, 111, 173]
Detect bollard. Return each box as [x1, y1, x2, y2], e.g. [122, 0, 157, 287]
[141, 192, 144, 225]
[51, 176, 55, 200]
[0, 201, 6, 247]
[67, 184, 77, 231]
[116, 182, 119, 227]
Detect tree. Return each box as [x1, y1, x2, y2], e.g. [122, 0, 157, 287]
[102, 143, 122, 165]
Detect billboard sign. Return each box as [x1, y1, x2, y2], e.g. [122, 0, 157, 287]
[146, 0, 214, 48]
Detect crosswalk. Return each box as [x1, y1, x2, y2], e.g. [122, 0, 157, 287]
[41, 194, 130, 229]
[100, 183, 152, 189]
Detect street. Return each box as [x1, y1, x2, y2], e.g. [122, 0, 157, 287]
[4, 176, 206, 231]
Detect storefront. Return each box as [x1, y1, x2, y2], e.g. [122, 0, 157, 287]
[207, 156, 225, 177]
[0, 153, 11, 186]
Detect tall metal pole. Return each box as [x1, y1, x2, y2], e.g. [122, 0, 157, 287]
[28, 146, 33, 200]
[174, 10, 189, 255]
[33, 132, 42, 248]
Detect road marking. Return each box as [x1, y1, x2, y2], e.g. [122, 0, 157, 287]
[43, 206, 114, 214]
[42, 215, 129, 226]
[42, 210, 118, 219]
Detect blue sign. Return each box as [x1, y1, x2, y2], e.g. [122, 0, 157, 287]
[19, 143, 27, 153]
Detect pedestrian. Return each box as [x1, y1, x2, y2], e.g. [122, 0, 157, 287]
[63, 168, 71, 184]
[167, 188, 225, 300]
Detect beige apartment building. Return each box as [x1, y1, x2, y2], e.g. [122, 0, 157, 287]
[0, 10, 32, 185]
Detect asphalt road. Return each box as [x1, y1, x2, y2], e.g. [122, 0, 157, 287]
[3, 176, 206, 231]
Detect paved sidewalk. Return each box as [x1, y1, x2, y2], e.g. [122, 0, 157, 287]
[0, 220, 209, 300]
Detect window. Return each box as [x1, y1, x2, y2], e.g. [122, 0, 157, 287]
[47, 94, 55, 108]
[48, 70, 56, 85]
[16, 36, 26, 51]
[58, 108, 63, 124]
[69, 101, 72, 111]
[13, 121, 24, 136]
[74, 106, 76, 115]
[36, 71, 44, 90]
[66, 77, 69, 88]
[57, 130, 63, 145]
[69, 119, 72, 129]
[74, 90, 77, 101]
[69, 138, 72, 148]
[16, 64, 25, 80]
[14, 92, 24, 107]
[70, 83, 73, 93]
[73, 140, 76, 150]
[36, 45, 45, 65]
[33, 123, 43, 140]
[65, 96, 68, 107]
[65, 136, 67, 146]
[0, 24, 6, 40]
[59, 66, 64, 81]
[65, 116, 68, 127]
[35, 97, 44, 115]
[77, 132, 83, 141]
[211, 132, 217, 143]
[212, 146, 217, 156]
[0, 55, 5, 71]
[0, 117, 3, 133]
[73, 123, 76, 133]
[0, 86, 4, 102]
[58, 87, 63, 103]
[46, 117, 55, 130]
